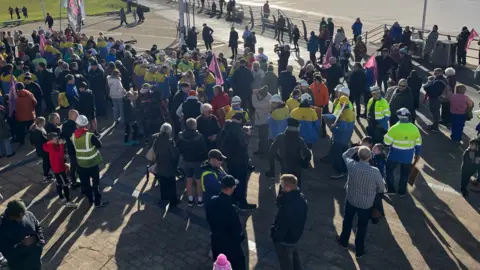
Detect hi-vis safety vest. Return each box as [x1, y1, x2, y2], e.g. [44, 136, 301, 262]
[71, 132, 103, 168]
[201, 167, 226, 192]
[384, 122, 422, 150]
[367, 98, 390, 120]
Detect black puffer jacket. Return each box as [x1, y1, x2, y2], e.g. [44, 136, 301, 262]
[176, 129, 208, 162]
[217, 120, 248, 167]
[271, 189, 308, 245]
[29, 128, 47, 156]
[389, 88, 414, 123]
[151, 133, 180, 177]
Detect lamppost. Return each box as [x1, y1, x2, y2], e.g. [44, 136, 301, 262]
[421, 0, 427, 33]
[179, 0, 186, 47]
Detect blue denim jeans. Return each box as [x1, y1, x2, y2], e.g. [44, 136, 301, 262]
[0, 139, 13, 156]
[385, 160, 411, 194]
[111, 98, 124, 123]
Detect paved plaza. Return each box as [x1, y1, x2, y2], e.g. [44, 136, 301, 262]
[0, 9, 480, 270]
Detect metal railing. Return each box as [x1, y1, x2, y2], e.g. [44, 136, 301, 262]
[362, 24, 480, 61]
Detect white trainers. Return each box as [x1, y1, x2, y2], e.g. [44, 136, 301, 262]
[65, 202, 78, 208]
[57, 198, 66, 205]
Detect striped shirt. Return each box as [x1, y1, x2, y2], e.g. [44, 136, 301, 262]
[342, 147, 386, 209]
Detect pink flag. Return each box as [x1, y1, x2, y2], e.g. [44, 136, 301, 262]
[39, 33, 46, 56]
[364, 55, 378, 85]
[322, 42, 333, 68]
[8, 75, 17, 117]
[208, 53, 224, 85]
[466, 28, 479, 51]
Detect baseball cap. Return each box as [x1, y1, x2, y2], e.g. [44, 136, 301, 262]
[221, 175, 239, 188]
[208, 149, 227, 161]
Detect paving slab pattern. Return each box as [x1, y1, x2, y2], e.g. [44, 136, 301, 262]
[0, 12, 480, 270]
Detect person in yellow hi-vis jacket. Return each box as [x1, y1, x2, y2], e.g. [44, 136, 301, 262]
[366, 86, 390, 144]
[384, 108, 421, 197]
[71, 115, 109, 208]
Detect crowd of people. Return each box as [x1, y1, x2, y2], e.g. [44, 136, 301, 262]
[0, 7, 479, 270]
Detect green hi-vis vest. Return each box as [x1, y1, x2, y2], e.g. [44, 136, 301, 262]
[71, 132, 103, 168]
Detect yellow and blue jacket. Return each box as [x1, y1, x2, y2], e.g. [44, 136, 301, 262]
[324, 100, 355, 146]
[286, 97, 300, 111]
[60, 41, 73, 55]
[154, 72, 170, 98]
[44, 45, 61, 65]
[97, 41, 108, 59]
[290, 105, 320, 144]
[384, 121, 422, 163]
[198, 72, 216, 101]
[17, 73, 38, 83]
[134, 65, 146, 87]
[225, 107, 251, 126]
[268, 105, 290, 139]
[0, 73, 15, 94]
[144, 71, 156, 86]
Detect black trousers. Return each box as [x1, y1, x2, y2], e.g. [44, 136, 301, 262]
[157, 175, 178, 204]
[16, 120, 33, 145]
[274, 242, 302, 270]
[376, 74, 388, 91]
[309, 52, 316, 63]
[231, 46, 238, 58]
[457, 50, 467, 65]
[69, 153, 78, 182]
[41, 152, 51, 177]
[277, 28, 284, 41]
[54, 172, 71, 201]
[441, 102, 450, 123]
[124, 123, 138, 142]
[205, 42, 212, 51]
[339, 200, 370, 256]
[349, 95, 365, 116]
[257, 124, 269, 154]
[228, 165, 248, 206]
[78, 165, 102, 205]
[43, 93, 55, 113]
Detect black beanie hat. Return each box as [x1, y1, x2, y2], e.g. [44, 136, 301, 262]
[287, 118, 300, 127]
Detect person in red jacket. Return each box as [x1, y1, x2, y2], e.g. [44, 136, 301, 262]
[210, 85, 231, 127]
[43, 132, 78, 208]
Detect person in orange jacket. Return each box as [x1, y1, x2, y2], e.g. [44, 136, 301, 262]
[309, 73, 329, 136]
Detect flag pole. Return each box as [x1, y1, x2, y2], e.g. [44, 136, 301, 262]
[40, 0, 46, 19]
[59, 0, 62, 31]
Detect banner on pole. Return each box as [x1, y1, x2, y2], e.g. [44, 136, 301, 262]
[67, 0, 82, 32]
